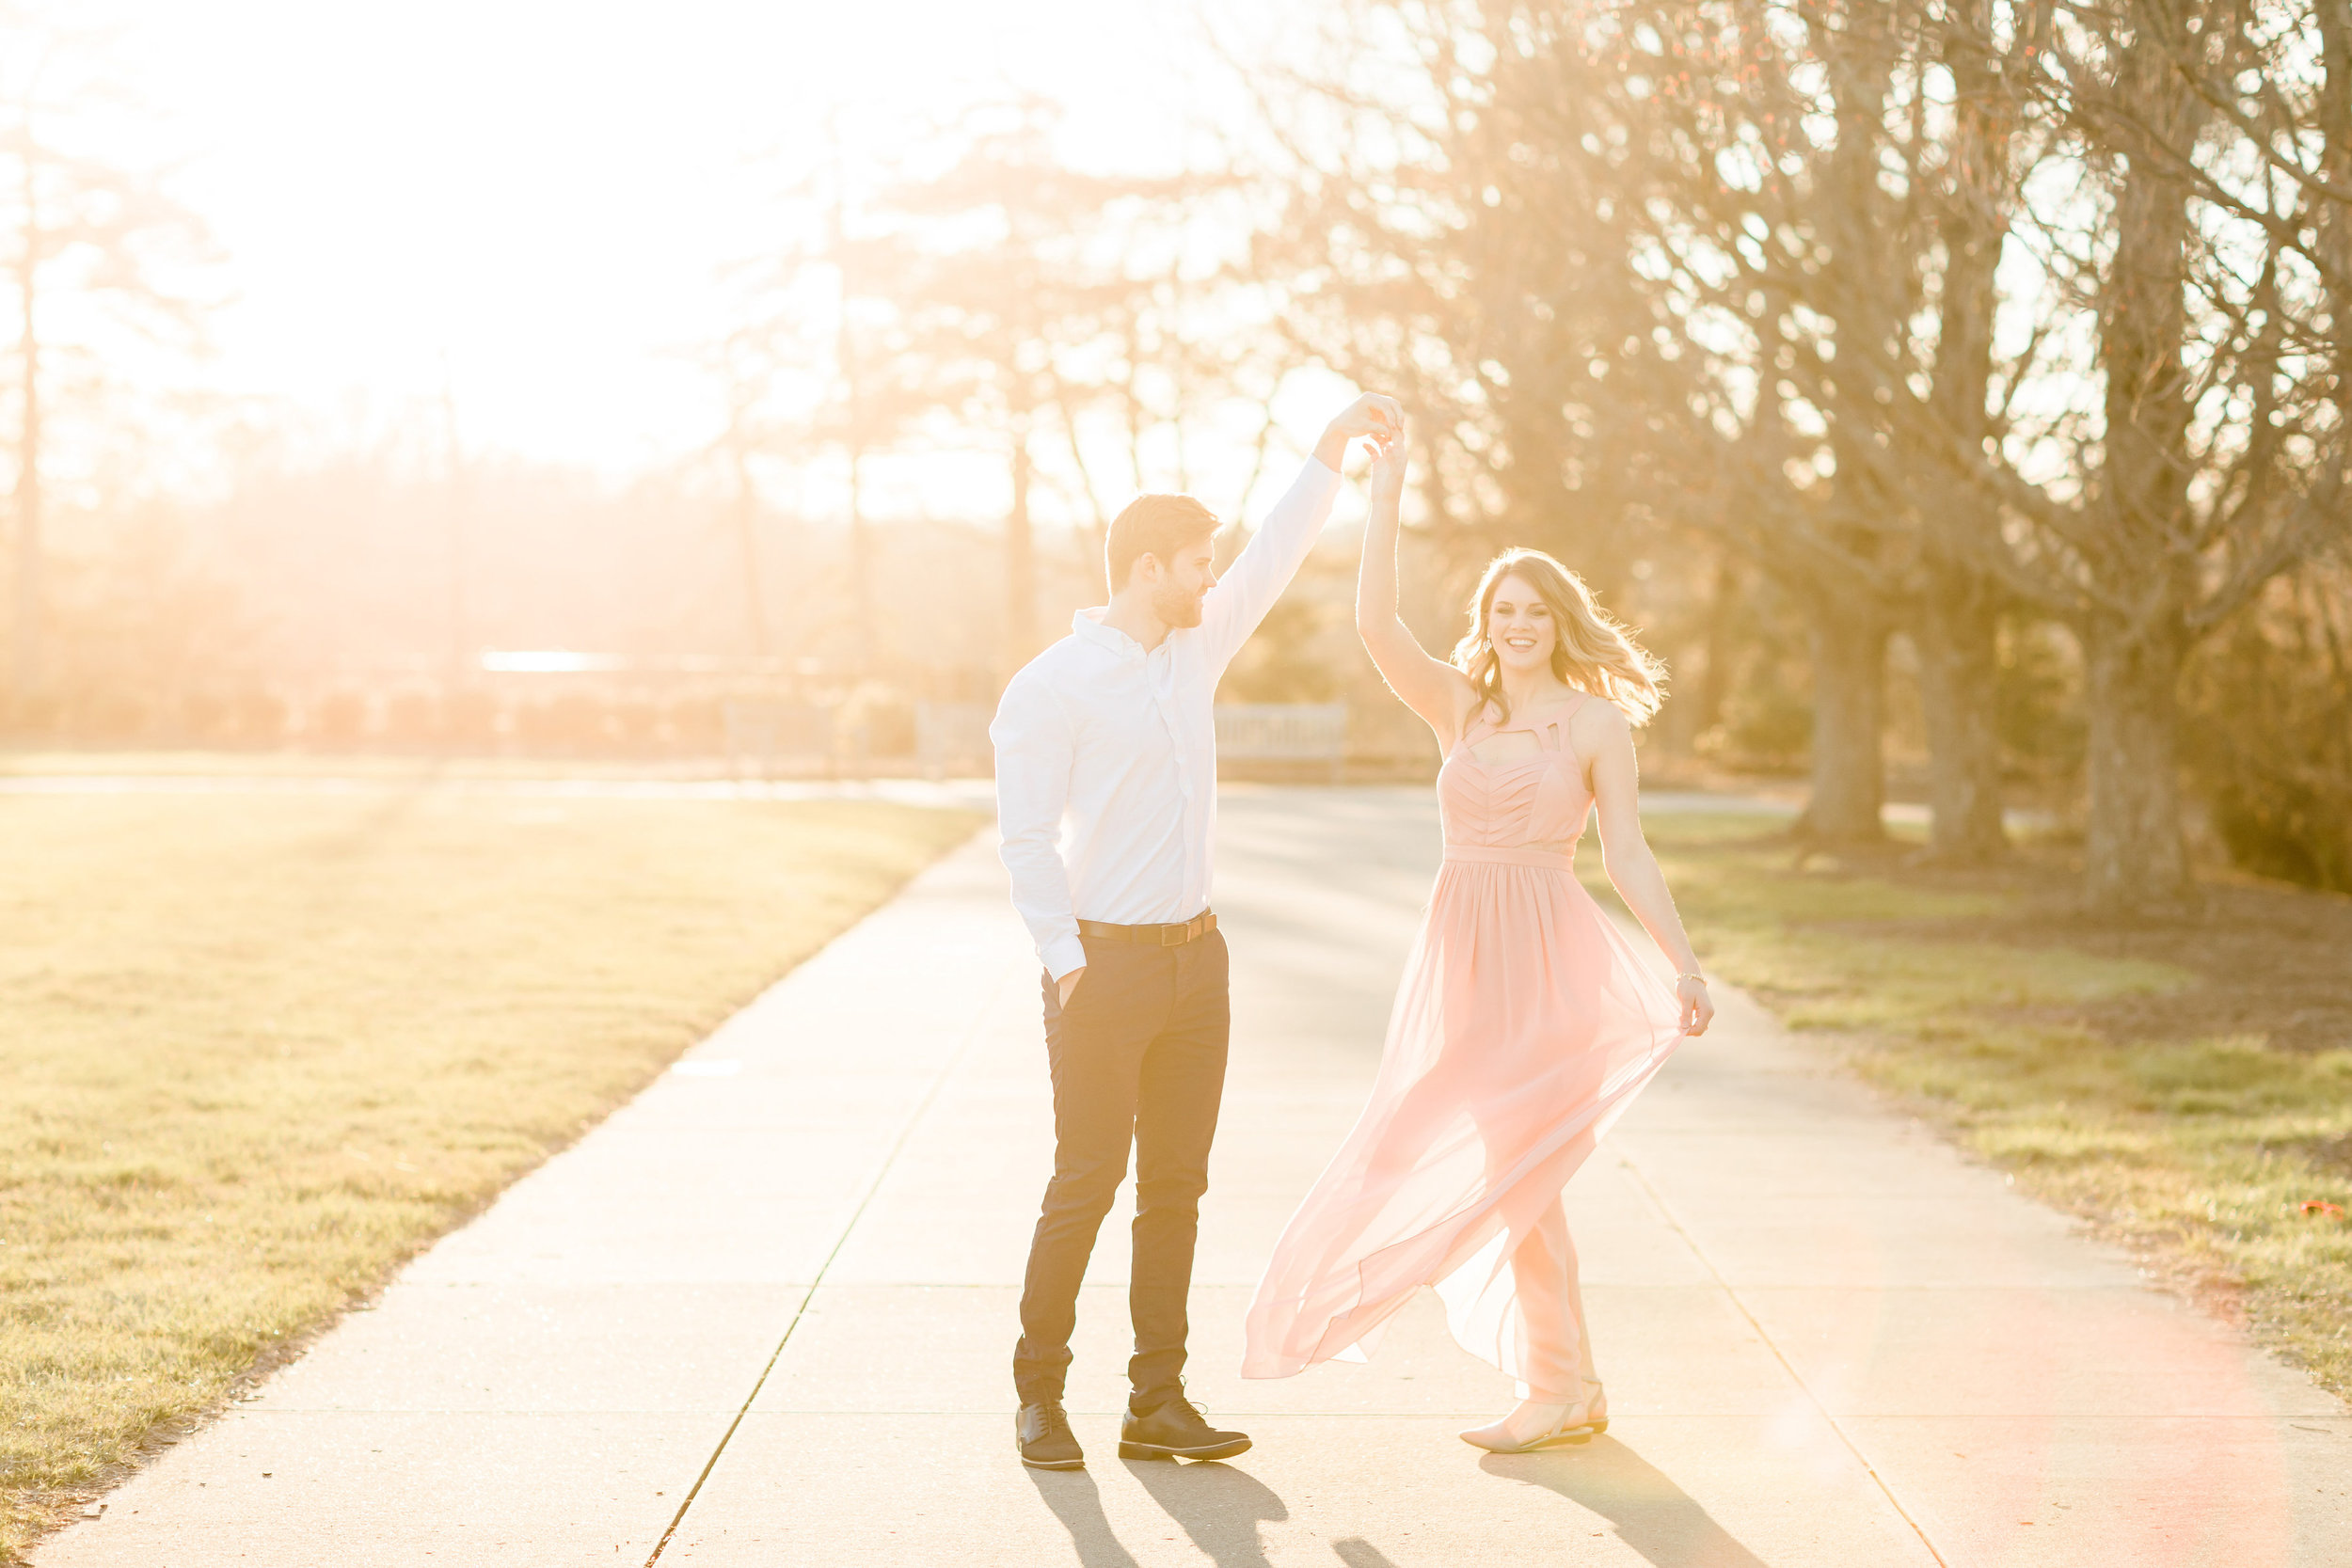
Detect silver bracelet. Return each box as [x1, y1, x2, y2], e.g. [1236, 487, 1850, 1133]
[1675, 972, 1707, 986]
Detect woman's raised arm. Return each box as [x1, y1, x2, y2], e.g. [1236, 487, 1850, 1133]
[1356, 435, 1471, 738]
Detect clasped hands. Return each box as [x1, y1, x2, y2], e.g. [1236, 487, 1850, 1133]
[1315, 393, 1406, 473]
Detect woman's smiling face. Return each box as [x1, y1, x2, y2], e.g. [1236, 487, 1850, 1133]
[1486, 574, 1557, 673]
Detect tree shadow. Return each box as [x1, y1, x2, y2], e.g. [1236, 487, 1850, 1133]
[1023, 1466, 1142, 1568]
[1480, 1435, 1772, 1568]
[1121, 1457, 1290, 1568]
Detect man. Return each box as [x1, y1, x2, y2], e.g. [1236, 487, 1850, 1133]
[991, 392, 1402, 1470]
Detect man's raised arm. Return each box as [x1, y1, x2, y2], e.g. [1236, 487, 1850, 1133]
[990, 672, 1086, 982]
[1199, 393, 1402, 672]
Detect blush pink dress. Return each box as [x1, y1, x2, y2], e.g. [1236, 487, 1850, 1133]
[1241, 699, 1684, 1400]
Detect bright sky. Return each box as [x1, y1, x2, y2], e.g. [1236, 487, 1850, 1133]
[86, 0, 1336, 494]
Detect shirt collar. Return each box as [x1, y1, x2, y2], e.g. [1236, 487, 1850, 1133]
[1071, 607, 1148, 662]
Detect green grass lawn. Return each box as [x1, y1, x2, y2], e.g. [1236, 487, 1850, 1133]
[0, 792, 982, 1559]
[1588, 815, 2352, 1403]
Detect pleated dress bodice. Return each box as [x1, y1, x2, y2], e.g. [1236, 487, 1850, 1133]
[1437, 705, 1595, 863]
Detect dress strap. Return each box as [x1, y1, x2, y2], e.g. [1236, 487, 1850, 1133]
[1551, 693, 1595, 771]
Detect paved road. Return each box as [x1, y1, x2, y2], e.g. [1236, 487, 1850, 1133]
[36, 789, 2349, 1566]
[0, 769, 2058, 835]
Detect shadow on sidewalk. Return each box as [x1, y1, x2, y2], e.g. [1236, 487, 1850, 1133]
[1480, 1437, 1771, 1567]
[1024, 1467, 1143, 1568]
[1024, 1460, 1290, 1567]
[1123, 1458, 1288, 1568]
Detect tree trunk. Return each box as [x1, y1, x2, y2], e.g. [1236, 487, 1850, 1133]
[11, 176, 41, 710]
[1005, 420, 1036, 673]
[2060, 1, 2201, 915]
[845, 441, 868, 676]
[728, 440, 770, 658]
[441, 381, 469, 689]
[1914, 0, 2010, 863]
[1797, 602, 1887, 845]
[2081, 614, 2194, 916]
[1685, 553, 1740, 747]
[1915, 552, 2007, 862]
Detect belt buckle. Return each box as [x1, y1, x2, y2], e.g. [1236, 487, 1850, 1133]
[1161, 922, 1185, 946]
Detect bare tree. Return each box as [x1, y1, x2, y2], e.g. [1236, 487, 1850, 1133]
[712, 330, 774, 658]
[1, 16, 214, 709]
[730, 127, 929, 677]
[1915, 0, 2352, 912]
[1903, 0, 2047, 862]
[876, 100, 1251, 672]
[1250, 0, 2348, 904]
[1254, 2, 1942, 844]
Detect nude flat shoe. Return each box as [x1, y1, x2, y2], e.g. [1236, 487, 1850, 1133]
[1457, 1381, 1608, 1453]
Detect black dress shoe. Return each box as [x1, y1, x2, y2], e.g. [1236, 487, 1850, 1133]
[1016, 1402, 1084, 1470]
[1118, 1397, 1251, 1462]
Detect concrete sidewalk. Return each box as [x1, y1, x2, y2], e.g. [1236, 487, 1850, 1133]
[35, 789, 2349, 1567]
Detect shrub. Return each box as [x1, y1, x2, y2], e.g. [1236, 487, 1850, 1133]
[514, 692, 610, 752]
[444, 688, 501, 747]
[1995, 618, 2086, 784]
[1717, 680, 1812, 771]
[2, 690, 63, 737]
[842, 684, 915, 758]
[607, 698, 660, 749]
[382, 689, 441, 746]
[233, 688, 289, 745]
[73, 687, 154, 741]
[310, 689, 369, 746]
[1221, 598, 1343, 704]
[2209, 771, 2352, 893]
[661, 694, 723, 752]
[2185, 567, 2352, 894]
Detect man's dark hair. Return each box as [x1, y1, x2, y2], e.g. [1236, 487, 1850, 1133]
[1105, 493, 1219, 593]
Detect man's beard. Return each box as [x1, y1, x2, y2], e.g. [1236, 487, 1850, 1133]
[1152, 580, 1206, 628]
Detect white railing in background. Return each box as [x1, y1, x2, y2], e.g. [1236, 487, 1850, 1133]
[1215, 703, 1348, 783]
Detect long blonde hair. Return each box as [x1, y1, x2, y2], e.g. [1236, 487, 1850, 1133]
[1449, 548, 1667, 727]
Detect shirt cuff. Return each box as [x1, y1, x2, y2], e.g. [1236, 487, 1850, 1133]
[1042, 934, 1089, 983]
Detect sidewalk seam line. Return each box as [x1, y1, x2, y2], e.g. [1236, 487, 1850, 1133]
[1616, 1151, 1955, 1568]
[642, 952, 1013, 1566]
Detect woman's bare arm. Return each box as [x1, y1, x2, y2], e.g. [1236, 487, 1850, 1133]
[1357, 435, 1472, 739]
[1580, 704, 1716, 1036]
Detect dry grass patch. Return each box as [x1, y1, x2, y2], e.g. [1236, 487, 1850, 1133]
[1585, 814, 2352, 1402]
[0, 792, 981, 1559]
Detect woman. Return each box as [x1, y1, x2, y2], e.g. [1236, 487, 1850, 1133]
[1240, 432, 1713, 1454]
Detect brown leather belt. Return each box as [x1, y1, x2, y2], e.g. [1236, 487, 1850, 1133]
[1075, 910, 1218, 947]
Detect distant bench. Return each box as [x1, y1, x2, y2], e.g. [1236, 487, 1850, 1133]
[1215, 703, 1348, 783]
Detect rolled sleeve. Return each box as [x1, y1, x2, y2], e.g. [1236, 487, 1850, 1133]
[990, 670, 1086, 980]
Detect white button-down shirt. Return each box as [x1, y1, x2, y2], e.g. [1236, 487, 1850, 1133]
[991, 456, 1343, 979]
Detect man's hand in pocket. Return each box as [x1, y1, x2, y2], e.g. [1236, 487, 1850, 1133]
[1057, 968, 1086, 1007]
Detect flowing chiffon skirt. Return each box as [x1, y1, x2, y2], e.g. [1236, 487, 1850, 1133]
[1241, 843, 1683, 1397]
